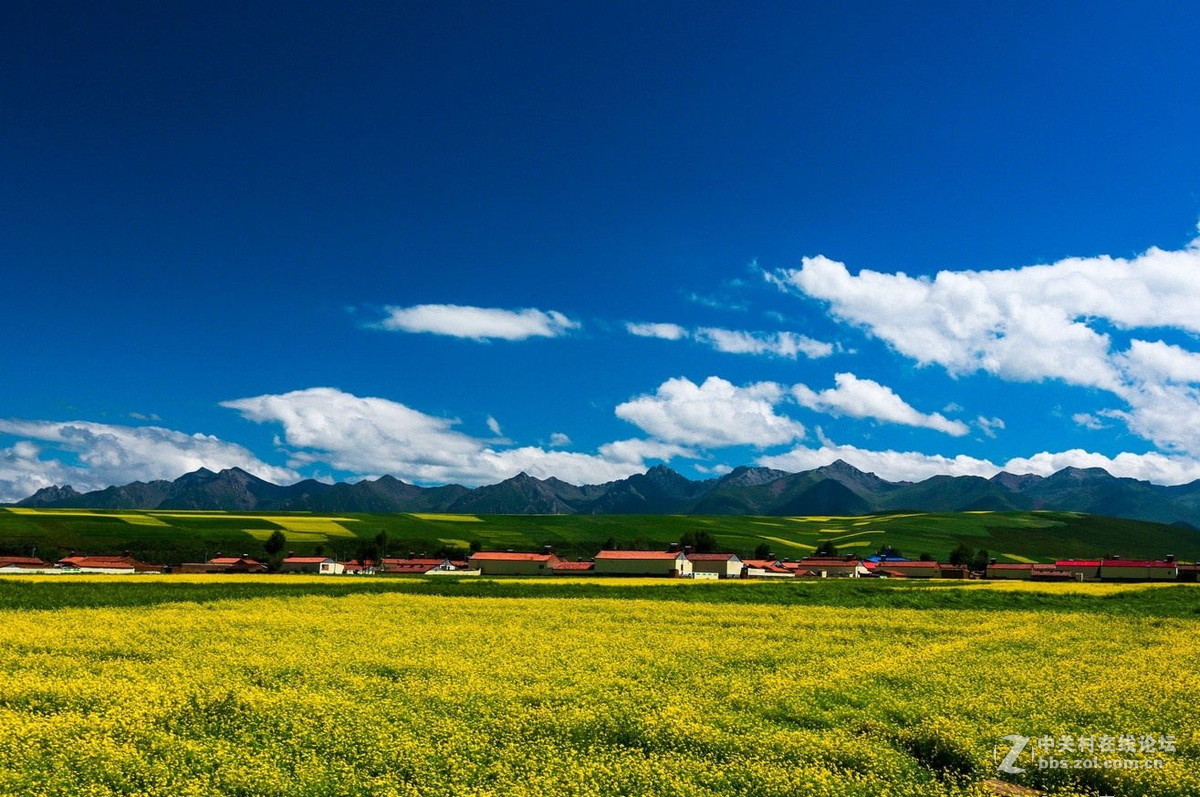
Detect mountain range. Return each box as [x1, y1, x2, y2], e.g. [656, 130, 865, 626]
[12, 461, 1200, 527]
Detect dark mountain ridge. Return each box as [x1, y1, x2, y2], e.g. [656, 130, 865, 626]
[13, 460, 1200, 527]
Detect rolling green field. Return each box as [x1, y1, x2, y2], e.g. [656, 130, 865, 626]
[0, 576, 1196, 796]
[2, 506, 1197, 564]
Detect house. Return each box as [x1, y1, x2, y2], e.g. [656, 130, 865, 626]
[0, 556, 60, 575]
[790, 555, 869, 578]
[341, 559, 377, 575]
[280, 556, 345, 575]
[1028, 566, 1075, 582]
[686, 553, 743, 579]
[986, 562, 1076, 581]
[1053, 560, 1102, 580]
[177, 555, 268, 574]
[209, 555, 267, 572]
[874, 561, 941, 578]
[56, 555, 162, 574]
[986, 563, 1035, 580]
[1178, 564, 1199, 582]
[1099, 559, 1178, 581]
[741, 559, 794, 578]
[938, 564, 969, 579]
[380, 557, 466, 574]
[593, 550, 692, 577]
[550, 560, 595, 575]
[1054, 559, 1178, 582]
[467, 551, 560, 576]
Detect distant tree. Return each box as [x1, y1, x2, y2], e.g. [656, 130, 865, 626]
[601, 537, 619, 551]
[969, 549, 990, 572]
[469, 540, 482, 553]
[314, 544, 325, 557]
[814, 540, 839, 557]
[753, 542, 773, 559]
[680, 530, 717, 553]
[357, 541, 381, 564]
[948, 543, 975, 566]
[264, 530, 287, 557]
[374, 531, 389, 557]
[435, 544, 468, 560]
[918, 552, 934, 562]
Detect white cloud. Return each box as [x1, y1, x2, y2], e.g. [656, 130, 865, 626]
[695, 327, 834, 359]
[548, 432, 571, 447]
[0, 419, 298, 503]
[1119, 339, 1200, 385]
[222, 387, 675, 487]
[625, 321, 689, 340]
[771, 235, 1200, 454]
[486, 415, 504, 437]
[614, 376, 805, 448]
[625, 321, 834, 359]
[1001, 448, 1200, 485]
[758, 438, 1200, 486]
[975, 416, 1006, 438]
[377, 304, 579, 341]
[758, 441, 999, 483]
[1073, 413, 1109, 430]
[597, 438, 693, 464]
[792, 373, 969, 436]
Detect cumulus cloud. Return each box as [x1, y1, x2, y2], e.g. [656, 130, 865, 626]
[792, 373, 969, 436]
[0, 419, 298, 503]
[221, 387, 673, 487]
[757, 438, 1200, 486]
[548, 432, 571, 447]
[377, 304, 579, 341]
[614, 376, 805, 448]
[625, 321, 834, 359]
[771, 235, 1200, 454]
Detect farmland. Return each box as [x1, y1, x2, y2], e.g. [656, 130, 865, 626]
[3, 507, 1197, 565]
[0, 576, 1196, 796]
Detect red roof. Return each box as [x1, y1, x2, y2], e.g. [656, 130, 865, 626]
[987, 563, 1035, 570]
[798, 557, 863, 567]
[686, 553, 740, 561]
[551, 561, 595, 570]
[57, 556, 160, 572]
[469, 552, 556, 562]
[884, 561, 940, 568]
[1057, 560, 1177, 568]
[0, 556, 50, 567]
[282, 557, 334, 564]
[209, 556, 264, 565]
[382, 558, 448, 566]
[594, 550, 682, 560]
[742, 559, 791, 574]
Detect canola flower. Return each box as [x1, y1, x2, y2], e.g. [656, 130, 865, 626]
[0, 576, 1195, 796]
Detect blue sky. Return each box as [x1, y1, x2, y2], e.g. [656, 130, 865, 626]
[4, 1, 1200, 501]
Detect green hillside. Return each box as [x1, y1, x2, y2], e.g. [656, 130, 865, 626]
[2, 507, 1197, 565]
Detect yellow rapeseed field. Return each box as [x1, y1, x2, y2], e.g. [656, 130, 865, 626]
[0, 576, 1195, 796]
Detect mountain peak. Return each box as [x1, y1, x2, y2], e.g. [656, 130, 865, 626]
[15, 484, 81, 507]
[716, 466, 788, 488]
[1051, 466, 1114, 481]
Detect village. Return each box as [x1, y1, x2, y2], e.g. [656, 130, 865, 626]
[0, 543, 1194, 583]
